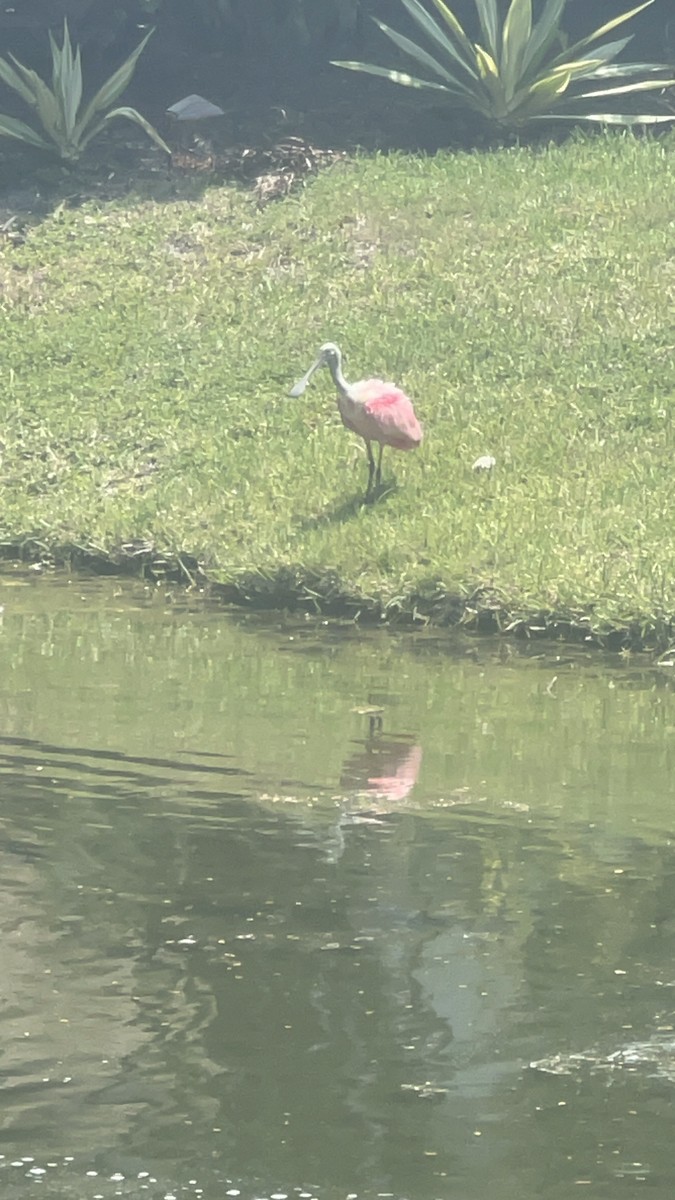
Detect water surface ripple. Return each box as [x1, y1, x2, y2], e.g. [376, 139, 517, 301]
[1, 572, 674, 1200]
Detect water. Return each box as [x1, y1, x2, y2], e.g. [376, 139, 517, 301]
[1, 570, 675, 1200]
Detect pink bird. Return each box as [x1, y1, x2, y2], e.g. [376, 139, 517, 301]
[289, 342, 423, 497]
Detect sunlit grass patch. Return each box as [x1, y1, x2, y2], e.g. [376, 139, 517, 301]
[1, 131, 674, 644]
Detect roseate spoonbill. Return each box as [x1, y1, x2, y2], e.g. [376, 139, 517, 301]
[289, 342, 423, 497]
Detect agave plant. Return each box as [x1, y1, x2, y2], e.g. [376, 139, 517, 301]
[0, 21, 170, 161]
[333, 0, 675, 129]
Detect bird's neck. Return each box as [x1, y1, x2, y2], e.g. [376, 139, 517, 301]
[326, 357, 349, 396]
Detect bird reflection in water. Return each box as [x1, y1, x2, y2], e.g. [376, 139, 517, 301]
[319, 716, 422, 861]
[340, 715, 422, 812]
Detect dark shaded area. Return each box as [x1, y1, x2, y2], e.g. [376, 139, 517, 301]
[0, 3, 473, 225]
[0, 1, 672, 55]
[0, 0, 672, 169]
[0, 0, 673, 225]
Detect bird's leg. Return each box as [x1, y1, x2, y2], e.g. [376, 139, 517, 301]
[365, 440, 376, 497]
[375, 444, 383, 488]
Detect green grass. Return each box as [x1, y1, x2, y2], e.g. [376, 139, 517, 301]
[1, 132, 675, 645]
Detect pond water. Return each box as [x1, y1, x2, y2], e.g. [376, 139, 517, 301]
[1, 570, 675, 1200]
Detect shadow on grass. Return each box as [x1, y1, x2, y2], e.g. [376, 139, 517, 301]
[297, 480, 400, 530]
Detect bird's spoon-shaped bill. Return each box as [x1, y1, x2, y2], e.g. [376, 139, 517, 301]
[288, 356, 321, 398]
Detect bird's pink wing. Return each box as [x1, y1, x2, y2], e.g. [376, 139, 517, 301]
[352, 379, 423, 449]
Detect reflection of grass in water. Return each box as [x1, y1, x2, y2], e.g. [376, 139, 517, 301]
[1, 133, 674, 642]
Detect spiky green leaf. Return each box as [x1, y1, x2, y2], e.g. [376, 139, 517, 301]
[429, 0, 480, 67]
[551, 57, 606, 80]
[589, 61, 672, 78]
[6, 56, 65, 143]
[49, 21, 82, 138]
[501, 0, 532, 98]
[0, 113, 51, 149]
[570, 77, 675, 100]
[476, 0, 500, 58]
[79, 105, 171, 154]
[474, 45, 505, 107]
[544, 111, 675, 124]
[0, 55, 41, 107]
[520, 0, 566, 80]
[331, 60, 454, 94]
[475, 45, 499, 78]
[399, 0, 478, 80]
[73, 29, 153, 140]
[578, 37, 632, 65]
[554, 0, 654, 66]
[373, 18, 457, 83]
[511, 68, 572, 118]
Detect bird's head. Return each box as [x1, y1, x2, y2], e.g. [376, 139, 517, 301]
[288, 342, 343, 397]
[317, 342, 341, 370]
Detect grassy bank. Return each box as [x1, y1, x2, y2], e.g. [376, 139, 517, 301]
[1, 132, 674, 647]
